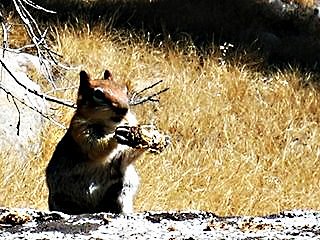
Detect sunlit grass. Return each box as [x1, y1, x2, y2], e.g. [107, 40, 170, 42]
[2, 0, 320, 216]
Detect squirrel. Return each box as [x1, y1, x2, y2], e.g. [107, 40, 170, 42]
[46, 69, 146, 214]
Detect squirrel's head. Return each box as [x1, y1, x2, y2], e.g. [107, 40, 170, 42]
[76, 70, 130, 125]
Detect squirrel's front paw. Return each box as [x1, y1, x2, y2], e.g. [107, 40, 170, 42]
[115, 125, 171, 153]
[114, 125, 138, 147]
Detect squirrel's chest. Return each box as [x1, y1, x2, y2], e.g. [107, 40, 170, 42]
[87, 181, 101, 196]
[84, 165, 123, 201]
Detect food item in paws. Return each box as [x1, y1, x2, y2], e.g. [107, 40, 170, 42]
[115, 125, 171, 153]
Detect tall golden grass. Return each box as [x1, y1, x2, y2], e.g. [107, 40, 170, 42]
[2, 1, 320, 216]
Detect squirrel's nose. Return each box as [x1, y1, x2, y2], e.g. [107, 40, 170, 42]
[114, 106, 128, 116]
[112, 101, 129, 116]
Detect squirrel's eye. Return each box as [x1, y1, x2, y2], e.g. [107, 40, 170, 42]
[93, 88, 105, 102]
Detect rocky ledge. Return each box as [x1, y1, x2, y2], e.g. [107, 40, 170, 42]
[0, 208, 320, 239]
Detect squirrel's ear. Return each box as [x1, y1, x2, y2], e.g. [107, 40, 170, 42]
[78, 70, 91, 96]
[80, 70, 90, 83]
[103, 70, 113, 80]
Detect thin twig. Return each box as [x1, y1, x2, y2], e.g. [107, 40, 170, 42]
[0, 11, 9, 58]
[5, 90, 21, 135]
[12, 0, 56, 85]
[12, 97, 21, 135]
[0, 1, 76, 130]
[130, 87, 169, 106]
[23, 0, 56, 14]
[135, 79, 164, 95]
[129, 80, 169, 106]
[12, 0, 75, 85]
[0, 59, 76, 108]
[0, 82, 67, 129]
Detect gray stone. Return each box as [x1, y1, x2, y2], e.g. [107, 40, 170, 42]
[1, 207, 320, 239]
[0, 50, 48, 160]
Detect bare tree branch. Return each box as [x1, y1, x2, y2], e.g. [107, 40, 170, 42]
[0, 1, 78, 131]
[22, 0, 56, 13]
[11, 96, 21, 135]
[0, 58, 76, 108]
[129, 80, 169, 106]
[0, 1, 169, 134]
[11, 0, 74, 84]
[4, 89, 21, 135]
[0, 13, 8, 56]
[0, 82, 67, 130]
[13, 0, 56, 85]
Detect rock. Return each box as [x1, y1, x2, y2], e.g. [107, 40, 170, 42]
[0, 49, 47, 161]
[1, 207, 320, 239]
[257, 31, 282, 55]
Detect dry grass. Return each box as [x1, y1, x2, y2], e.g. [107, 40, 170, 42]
[2, 1, 320, 216]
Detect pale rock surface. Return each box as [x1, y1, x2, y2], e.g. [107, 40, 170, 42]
[0, 50, 48, 160]
[1, 207, 320, 239]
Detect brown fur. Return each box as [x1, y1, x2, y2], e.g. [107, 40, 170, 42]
[46, 70, 144, 214]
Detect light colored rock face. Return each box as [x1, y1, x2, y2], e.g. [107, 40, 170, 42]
[1, 208, 320, 239]
[0, 50, 47, 160]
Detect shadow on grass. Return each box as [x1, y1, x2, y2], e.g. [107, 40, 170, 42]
[3, 0, 320, 71]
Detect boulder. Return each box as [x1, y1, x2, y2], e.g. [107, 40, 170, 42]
[0, 50, 48, 160]
[0, 207, 320, 239]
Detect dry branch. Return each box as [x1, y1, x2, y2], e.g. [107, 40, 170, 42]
[0, 12, 9, 56]
[0, 0, 168, 133]
[0, 59, 76, 108]
[0, 82, 67, 130]
[0, 0, 77, 130]
[129, 80, 169, 106]
[12, 0, 57, 85]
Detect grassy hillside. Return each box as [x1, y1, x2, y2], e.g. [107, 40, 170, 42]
[1, 0, 320, 216]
